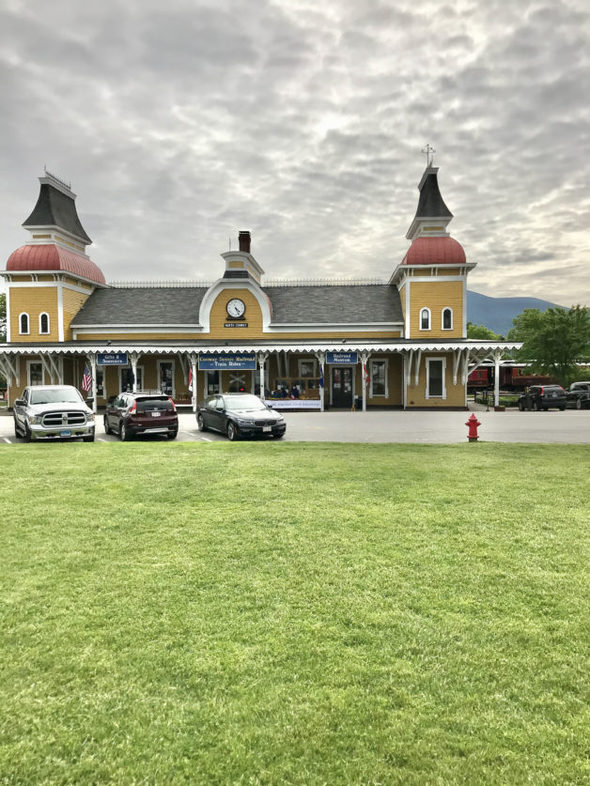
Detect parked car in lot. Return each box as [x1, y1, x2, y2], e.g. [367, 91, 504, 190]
[518, 384, 566, 411]
[13, 384, 95, 442]
[104, 391, 178, 440]
[197, 393, 286, 440]
[566, 381, 590, 409]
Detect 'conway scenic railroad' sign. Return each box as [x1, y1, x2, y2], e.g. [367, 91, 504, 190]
[198, 353, 257, 371]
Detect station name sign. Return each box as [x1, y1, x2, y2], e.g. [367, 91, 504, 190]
[198, 353, 257, 371]
[224, 322, 249, 328]
[97, 352, 128, 366]
[326, 351, 358, 365]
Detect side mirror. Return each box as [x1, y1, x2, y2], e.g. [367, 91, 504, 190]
[14, 398, 25, 407]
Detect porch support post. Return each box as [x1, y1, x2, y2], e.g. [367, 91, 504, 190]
[257, 352, 268, 401]
[130, 352, 138, 393]
[88, 353, 97, 413]
[361, 352, 369, 412]
[191, 353, 198, 413]
[414, 349, 422, 387]
[317, 351, 325, 412]
[493, 350, 502, 408]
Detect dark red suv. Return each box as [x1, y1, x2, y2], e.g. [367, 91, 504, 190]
[104, 392, 178, 440]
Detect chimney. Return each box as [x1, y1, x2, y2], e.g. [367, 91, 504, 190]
[238, 231, 251, 253]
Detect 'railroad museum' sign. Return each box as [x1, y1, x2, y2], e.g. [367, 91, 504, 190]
[326, 352, 359, 365]
[97, 352, 128, 366]
[198, 353, 257, 371]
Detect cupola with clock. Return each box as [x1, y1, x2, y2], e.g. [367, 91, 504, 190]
[220, 230, 265, 284]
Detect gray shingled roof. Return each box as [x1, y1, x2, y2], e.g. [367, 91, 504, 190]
[71, 284, 403, 327]
[263, 285, 403, 323]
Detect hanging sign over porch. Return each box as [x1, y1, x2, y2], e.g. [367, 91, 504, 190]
[198, 353, 257, 371]
[326, 351, 358, 365]
[97, 352, 128, 366]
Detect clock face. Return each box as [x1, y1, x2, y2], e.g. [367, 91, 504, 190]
[226, 298, 246, 318]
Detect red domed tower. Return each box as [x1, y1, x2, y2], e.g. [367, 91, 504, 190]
[3, 171, 106, 342]
[390, 149, 475, 338]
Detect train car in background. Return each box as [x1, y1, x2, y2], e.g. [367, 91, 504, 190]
[468, 362, 556, 393]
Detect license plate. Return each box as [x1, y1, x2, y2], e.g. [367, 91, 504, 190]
[262, 425, 271, 432]
[151, 411, 161, 417]
[60, 430, 72, 437]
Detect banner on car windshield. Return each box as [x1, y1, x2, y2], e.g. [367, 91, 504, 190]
[198, 353, 257, 371]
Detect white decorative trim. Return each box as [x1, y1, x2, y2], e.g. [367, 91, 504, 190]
[426, 357, 446, 399]
[462, 277, 467, 337]
[405, 282, 411, 338]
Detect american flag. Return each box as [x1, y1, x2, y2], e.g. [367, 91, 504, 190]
[188, 367, 193, 393]
[363, 362, 370, 387]
[81, 364, 92, 393]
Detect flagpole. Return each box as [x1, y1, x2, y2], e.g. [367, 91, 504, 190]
[90, 353, 97, 413]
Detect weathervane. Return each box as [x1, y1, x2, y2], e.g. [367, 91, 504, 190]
[421, 143, 436, 167]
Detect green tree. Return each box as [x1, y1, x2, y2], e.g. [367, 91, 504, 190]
[467, 322, 502, 340]
[508, 306, 590, 386]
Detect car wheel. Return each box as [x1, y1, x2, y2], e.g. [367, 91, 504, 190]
[167, 429, 178, 440]
[533, 400, 540, 411]
[576, 398, 582, 410]
[559, 406, 566, 411]
[82, 431, 95, 443]
[23, 423, 32, 443]
[120, 421, 131, 442]
[227, 421, 239, 441]
[197, 413, 207, 432]
[13, 419, 21, 438]
[104, 416, 111, 435]
[518, 400, 525, 411]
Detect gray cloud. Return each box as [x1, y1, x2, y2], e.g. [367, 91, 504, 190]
[1, 0, 589, 306]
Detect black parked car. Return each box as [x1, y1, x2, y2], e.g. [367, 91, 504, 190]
[197, 393, 286, 441]
[566, 381, 590, 409]
[518, 385, 566, 411]
[104, 391, 178, 440]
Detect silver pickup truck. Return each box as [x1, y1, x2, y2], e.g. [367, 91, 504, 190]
[13, 385, 95, 442]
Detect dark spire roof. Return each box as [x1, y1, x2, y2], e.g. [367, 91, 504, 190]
[414, 166, 453, 220]
[23, 175, 92, 244]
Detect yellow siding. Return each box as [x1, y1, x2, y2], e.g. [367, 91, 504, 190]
[438, 267, 461, 276]
[62, 287, 91, 340]
[77, 329, 402, 342]
[410, 280, 464, 338]
[406, 353, 465, 408]
[9, 286, 59, 342]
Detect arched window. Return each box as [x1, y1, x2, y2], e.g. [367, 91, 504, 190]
[39, 312, 50, 334]
[442, 308, 453, 330]
[420, 308, 431, 331]
[19, 313, 30, 335]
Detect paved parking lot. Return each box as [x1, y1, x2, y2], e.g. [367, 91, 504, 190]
[1, 408, 589, 444]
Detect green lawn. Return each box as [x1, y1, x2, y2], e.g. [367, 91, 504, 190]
[1, 443, 589, 785]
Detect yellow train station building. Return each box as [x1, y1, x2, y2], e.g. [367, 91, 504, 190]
[0, 162, 517, 411]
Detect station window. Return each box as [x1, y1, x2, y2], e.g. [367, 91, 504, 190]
[27, 361, 43, 386]
[298, 358, 318, 378]
[19, 313, 30, 334]
[370, 359, 388, 397]
[420, 308, 431, 331]
[39, 312, 50, 334]
[158, 361, 175, 396]
[206, 370, 220, 395]
[442, 308, 453, 330]
[426, 358, 446, 399]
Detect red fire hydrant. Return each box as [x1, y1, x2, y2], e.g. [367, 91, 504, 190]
[466, 413, 481, 442]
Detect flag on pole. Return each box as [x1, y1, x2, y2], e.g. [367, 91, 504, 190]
[82, 363, 92, 393]
[319, 365, 324, 389]
[363, 362, 370, 387]
[188, 367, 193, 393]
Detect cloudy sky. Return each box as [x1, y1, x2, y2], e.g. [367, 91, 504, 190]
[1, 0, 589, 305]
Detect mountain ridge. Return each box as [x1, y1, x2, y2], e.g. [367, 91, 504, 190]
[467, 291, 565, 336]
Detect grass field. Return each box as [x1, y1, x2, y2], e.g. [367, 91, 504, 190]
[1, 442, 589, 785]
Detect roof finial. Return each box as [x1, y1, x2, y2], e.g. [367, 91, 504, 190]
[421, 143, 436, 167]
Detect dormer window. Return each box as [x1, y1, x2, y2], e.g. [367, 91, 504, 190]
[39, 312, 50, 334]
[420, 308, 431, 331]
[442, 308, 453, 330]
[19, 312, 30, 335]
